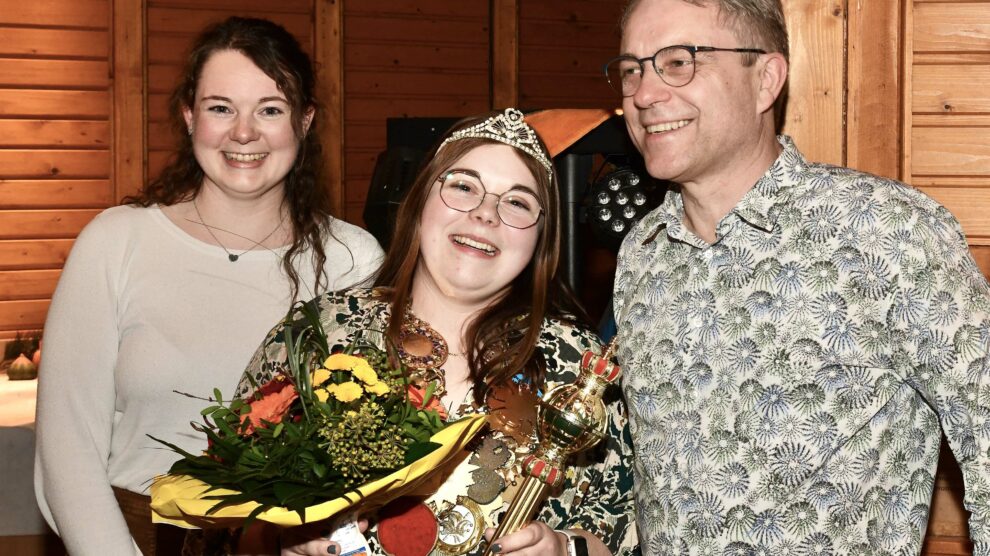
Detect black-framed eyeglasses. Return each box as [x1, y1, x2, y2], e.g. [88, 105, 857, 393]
[436, 170, 544, 229]
[604, 45, 767, 96]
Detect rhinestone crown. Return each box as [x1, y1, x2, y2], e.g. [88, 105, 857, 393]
[440, 108, 553, 179]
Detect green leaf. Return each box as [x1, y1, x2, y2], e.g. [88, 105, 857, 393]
[273, 481, 309, 504]
[404, 441, 441, 465]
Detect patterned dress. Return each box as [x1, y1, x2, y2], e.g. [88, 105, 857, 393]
[613, 136, 990, 555]
[238, 288, 640, 555]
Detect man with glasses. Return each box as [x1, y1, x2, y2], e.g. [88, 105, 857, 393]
[608, 1, 990, 555]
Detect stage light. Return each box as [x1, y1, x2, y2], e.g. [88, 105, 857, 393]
[586, 161, 659, 243]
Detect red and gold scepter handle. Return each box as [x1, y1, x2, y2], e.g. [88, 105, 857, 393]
[482, 338, 620, 555]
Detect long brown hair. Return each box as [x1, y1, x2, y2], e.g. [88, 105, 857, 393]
[374, 111, 588, 405]
[124, 16, 340, 301]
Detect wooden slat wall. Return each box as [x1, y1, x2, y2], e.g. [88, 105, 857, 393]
[905, 3, 990, 554]
[341, 0, 491, 225]
[0, 0, 112, 340]
[909, 0, 990, 257]
[145, 0, 314, 179]
[781, 0, 845, 166]
[517, 1, 622, 110]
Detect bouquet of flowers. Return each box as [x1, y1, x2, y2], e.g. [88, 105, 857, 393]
[150, 303, 487, 528]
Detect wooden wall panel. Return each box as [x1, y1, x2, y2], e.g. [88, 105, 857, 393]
[0, 300, 51, 334]
[0, 121, 109, 148]
[780, 0, 846, 166]
[0, 150, 111, 179]
[314, 0, 344, 217]
[0, 211, 101, 240]
[917, 186, 990, 244]
[146, 7, 310, 38]
[341, 1, 491, 227]
[113, 0, 146, 203]
[0, 240, 74, 272]
[0, 270, 61, 301]
[913, 65, 990, 113]
[491, 0, 518, 108]
[0, 60, 109, 89]
[908, 2, 990, 554]
[0, 90, 110, 119]
[0, 0, 111, 335]
[971, 245, 990, 278]
[846, 0, 902, 179]
[912, 127, 990, 175]
[0, 1, 109, 28]
[914, 3, 990, 52]
[517, 1, 621, 110]
[0, 28, 109, 58]
[0, 180, 113, 209]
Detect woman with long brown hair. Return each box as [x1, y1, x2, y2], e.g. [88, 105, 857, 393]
[241, 109, 638, 556]
[35, 17, 382, 555]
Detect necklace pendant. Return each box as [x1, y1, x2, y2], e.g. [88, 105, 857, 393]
[228, 253, 239, 262]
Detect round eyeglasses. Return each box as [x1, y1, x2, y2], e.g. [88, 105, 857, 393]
[604, 45, 767, 96]
[437, 171, 544, 229]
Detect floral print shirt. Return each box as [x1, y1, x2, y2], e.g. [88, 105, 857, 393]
[613, 136, 990, 555]
[238, 288, 640, 555]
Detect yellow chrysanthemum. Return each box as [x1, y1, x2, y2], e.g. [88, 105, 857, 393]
[323, 353, 380, 385]
[327, 382, 363, 403]
[323, 354, 365, 371]
[314, 388, 330, 402]
[366, 381, 390, 396]
[350, 361, 379, 385]
[311, 368, 331, 386]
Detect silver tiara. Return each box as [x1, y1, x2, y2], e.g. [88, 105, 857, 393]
[440, 108, 553, 179]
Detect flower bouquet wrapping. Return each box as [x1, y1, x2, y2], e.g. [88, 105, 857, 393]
[150, 302, 487, 529]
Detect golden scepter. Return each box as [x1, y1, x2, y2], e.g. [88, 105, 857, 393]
[483, 338, 621, 555]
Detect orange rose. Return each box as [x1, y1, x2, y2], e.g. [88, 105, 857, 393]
[407, 384, 447, 421]
[241, 379, 299, 435]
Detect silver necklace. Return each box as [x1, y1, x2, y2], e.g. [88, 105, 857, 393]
[190, 198, 285, 262]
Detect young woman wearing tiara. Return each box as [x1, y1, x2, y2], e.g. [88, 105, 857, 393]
[241, 109, 638, 556]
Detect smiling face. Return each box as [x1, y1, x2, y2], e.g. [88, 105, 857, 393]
[620, 0, 781, 188]
[415, 143, 542, 305]
[183, 49, 313, 202]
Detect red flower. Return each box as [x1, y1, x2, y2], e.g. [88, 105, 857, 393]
[407, 384, 447, 420]
[240, 378, 298, 435]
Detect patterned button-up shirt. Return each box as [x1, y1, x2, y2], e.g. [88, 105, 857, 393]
[613, 136, 990, 555]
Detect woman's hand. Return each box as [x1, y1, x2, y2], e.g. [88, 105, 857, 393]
[279, 519, 369, 556]
[483, 521, 568, 555]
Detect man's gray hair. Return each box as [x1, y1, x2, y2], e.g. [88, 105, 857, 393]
[621, 0, 789, 64]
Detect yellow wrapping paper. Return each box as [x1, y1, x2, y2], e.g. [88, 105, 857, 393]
[150, 414, 488, 528]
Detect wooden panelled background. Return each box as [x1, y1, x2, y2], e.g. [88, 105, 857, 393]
[0, 1, 112, 341]
[905, 3, 990, 553]
[340, 1, 492, 224]
[1, 1, 989, 554]
[907, 0, 990, 282]
[517, 1, 622, 108]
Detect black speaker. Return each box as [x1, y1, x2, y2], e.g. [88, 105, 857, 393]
[555, 114, 667, 290]
[363, 118, 459, 249]
[363, 146, 424, 249]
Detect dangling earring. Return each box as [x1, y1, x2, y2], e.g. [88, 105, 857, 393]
[187, 126, 194, 136]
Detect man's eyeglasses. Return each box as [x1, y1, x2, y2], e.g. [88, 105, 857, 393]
[604, 45, 767, 96]
[437, 171, 544, 229]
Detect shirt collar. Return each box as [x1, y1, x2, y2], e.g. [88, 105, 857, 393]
[648, 135, 805, 245]
[732, 135, 805, 232]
